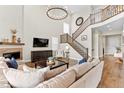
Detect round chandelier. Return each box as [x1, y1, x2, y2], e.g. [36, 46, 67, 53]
[46, 6, 68, 20]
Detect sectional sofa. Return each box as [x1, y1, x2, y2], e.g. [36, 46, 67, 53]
[0, 58, 104, 88]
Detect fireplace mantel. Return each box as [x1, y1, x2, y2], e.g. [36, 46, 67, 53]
[0, 42, 25, 45]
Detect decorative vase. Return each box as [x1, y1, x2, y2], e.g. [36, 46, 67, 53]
[12, 35, 16, 43]
[11, 29, 17, 43]
[17, 38, 21, 43]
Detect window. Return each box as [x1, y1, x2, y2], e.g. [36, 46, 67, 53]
[63, 22, 70, 34]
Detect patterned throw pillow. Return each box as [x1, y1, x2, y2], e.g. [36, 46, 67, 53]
[6, 57, 18, 69]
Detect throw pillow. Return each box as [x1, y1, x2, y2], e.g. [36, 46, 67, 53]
[6, 57, 18, 69]
[48, 57, 54, 62]
[79, 58, 87, 64]
[23, 64, 50, 72]
[4, 58, 11, 62]
[3, 68, 45, 88]
[87, 57, 94, 62]
[23, 64, 36, 72]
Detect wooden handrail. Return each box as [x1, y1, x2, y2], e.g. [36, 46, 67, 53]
[72, 5, 124, 40]
[61, 5, 124, 59]
[72, 16, 91, 39]
[60, 33, 88, 59]
[67, 34, 87, 50]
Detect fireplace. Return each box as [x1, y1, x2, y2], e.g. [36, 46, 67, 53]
[31, 50, 53, 67]
[0, 48, 23, 60]
[3, 52, 21, 60]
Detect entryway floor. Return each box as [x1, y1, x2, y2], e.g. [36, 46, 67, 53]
[98, 55, 124, 88]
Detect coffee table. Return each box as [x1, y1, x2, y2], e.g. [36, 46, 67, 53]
[49, 60, 68, 70]
[26, 59, 69, 70]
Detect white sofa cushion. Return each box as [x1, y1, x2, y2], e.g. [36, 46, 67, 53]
[0, 59, 12, 88]
[3, 68, 47, 88]
[0, 57, 5, 61]
[69, 61, 104, 88]
[23, 64, 35, 72]
[0, 61, 8, 69]
[44, 65, 67, 80]
[36, 69, 76, 88]
[91, 59, 100, 67]
[0, 68, 11, 88]
[72, 59, 100, 79]
[87, 57, 94, 62]
[70, 62, 93, 79]
[23, 64, 50, 72]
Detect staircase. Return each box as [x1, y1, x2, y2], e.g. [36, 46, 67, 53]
[60, 5, 124, 59]
[73, 5, 124, 40]
[60, 34, 88, 59]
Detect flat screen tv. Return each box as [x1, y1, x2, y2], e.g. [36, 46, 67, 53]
[33, 38, 49, 47]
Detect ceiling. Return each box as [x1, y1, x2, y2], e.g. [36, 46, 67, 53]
[44, 5, 107, 14]
[66, 5, 91, 13]
[93, 17, 124, 32]
[64, 5, 107, 14]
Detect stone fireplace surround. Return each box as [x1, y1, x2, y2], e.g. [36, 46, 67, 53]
[0, 48, 23, 60]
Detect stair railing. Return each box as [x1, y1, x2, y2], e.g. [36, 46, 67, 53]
[60, 33, 88, 59]
[60, 5, 124, 59]
[72, 5, 124, 40]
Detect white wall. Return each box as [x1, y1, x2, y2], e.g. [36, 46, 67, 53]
[0, 5, 23, 42]
[0, 5, 71, 61]
[0, 5, 25, 58]
[101, 30, 121, 56]
[98, 34, 104, 58]
[0, 5, 123, 60]
[92, 30, 122, 58]
[102, 30, 122, 36]
[105, 35, 121, 55]
[76, 27, 92, 57]
[70, 10, 124, 59]
[68, 6, 92, 59]
[23, 6, 71, 60]
[71, 6, 91, 35]
[92, 31, 99, 58]
[60, 43, 82, 60]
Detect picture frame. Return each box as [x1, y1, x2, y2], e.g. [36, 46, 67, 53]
[81, 35, 87, 41]
[75, 17, 84, 26]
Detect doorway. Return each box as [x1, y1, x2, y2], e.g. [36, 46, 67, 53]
[104, 34, 121, 55]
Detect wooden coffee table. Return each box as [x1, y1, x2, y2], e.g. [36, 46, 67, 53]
[49, 60, 68, 70]
[25, 59, 69, 70]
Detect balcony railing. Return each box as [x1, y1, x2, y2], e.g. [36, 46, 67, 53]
[72, 5, 124, 40]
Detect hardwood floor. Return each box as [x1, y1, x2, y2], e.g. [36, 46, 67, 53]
[98, 55, 124, 88]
